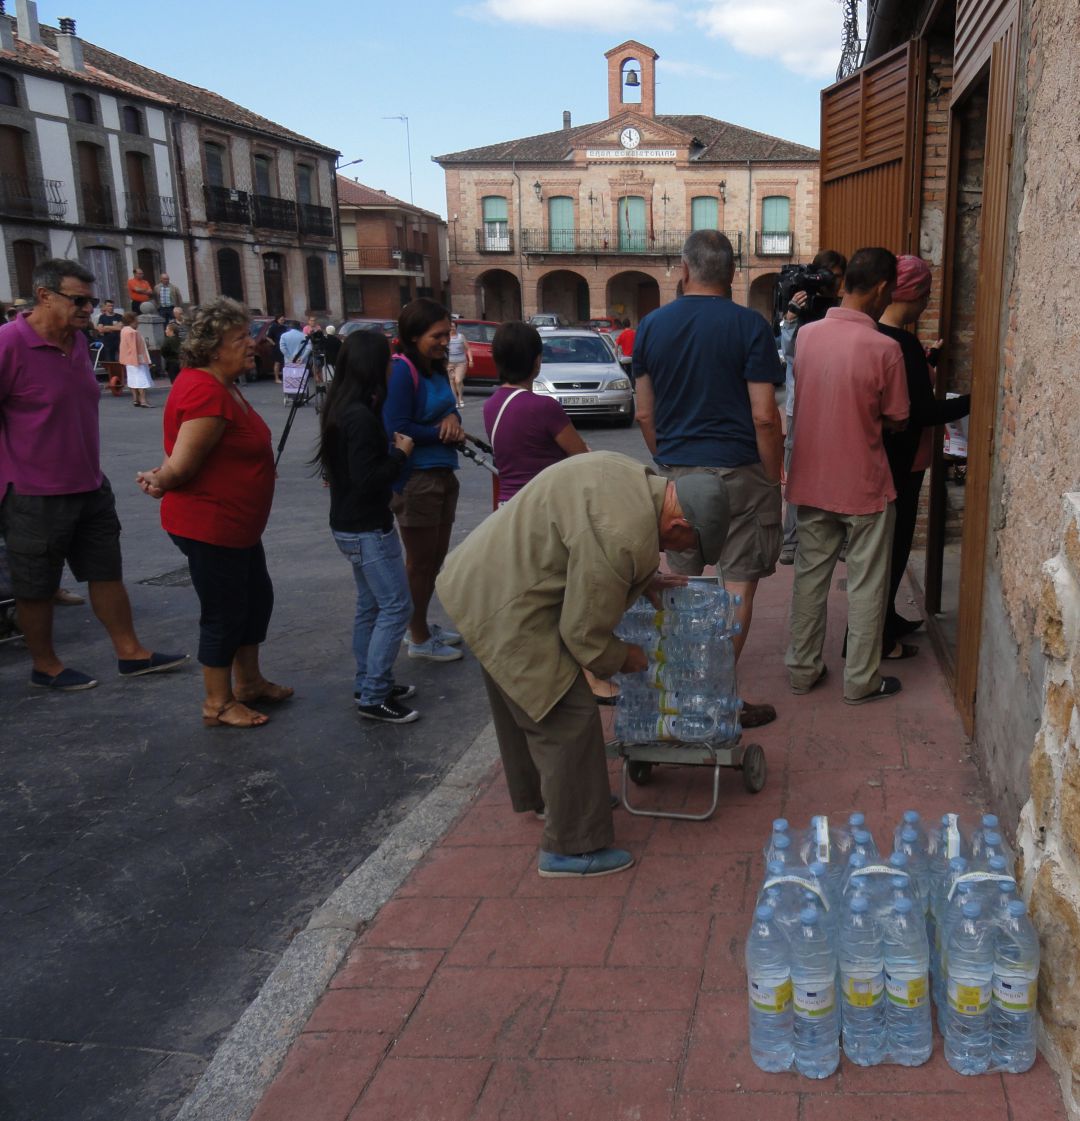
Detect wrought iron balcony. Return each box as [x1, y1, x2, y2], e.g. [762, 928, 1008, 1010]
[519, 228, 743, 258]
[474, 227, 514, 254]
[298, 202, 334, 237]
[204, 184, 251, 225]
[125, 192, 178, 231]
[755, 231, 795, 257]
[252, 193, 297, 232]
[0, 174, 67, 221]
[81, 184, 114, 226]
[343, 246, 425, 273]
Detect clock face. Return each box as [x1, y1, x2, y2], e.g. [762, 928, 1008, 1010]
[620, 127, 641, 150]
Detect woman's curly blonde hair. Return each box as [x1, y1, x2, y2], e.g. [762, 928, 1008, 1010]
[180, 297, 250, 368]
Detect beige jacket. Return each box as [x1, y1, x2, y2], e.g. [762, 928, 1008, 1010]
[436, 451, 665, 722]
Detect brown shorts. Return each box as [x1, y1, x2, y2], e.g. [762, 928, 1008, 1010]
[659, 462, 782, 582]
[391, 468, 460, 529]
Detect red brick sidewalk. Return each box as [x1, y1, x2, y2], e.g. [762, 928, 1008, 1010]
[249, 568, 1067, 1121]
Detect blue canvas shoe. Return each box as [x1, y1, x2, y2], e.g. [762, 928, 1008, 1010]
[538, 847, 634, 878]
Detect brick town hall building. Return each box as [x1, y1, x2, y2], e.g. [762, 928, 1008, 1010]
[435, 41, 820, 325]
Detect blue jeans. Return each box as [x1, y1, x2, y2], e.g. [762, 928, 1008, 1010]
[333, 527, 412, 705]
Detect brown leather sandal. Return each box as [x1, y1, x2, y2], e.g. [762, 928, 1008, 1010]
[202, 700, 269, 728]
[233, 680, 294, 704]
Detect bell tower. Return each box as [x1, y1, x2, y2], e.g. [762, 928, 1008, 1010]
[605, 40, 658, 120]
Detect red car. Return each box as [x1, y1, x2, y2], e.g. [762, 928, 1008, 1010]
[582, 316, 619, 334]
[456, 319, 499, 381]
[248, 316, 301, 381]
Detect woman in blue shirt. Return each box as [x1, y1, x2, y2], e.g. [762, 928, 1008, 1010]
[382, 299, 465, 663]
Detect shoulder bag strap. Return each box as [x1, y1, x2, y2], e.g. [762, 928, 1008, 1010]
[489, 388, 527, 451]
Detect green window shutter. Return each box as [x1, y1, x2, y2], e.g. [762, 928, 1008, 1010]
[618, 196, 646, 251]
[482, 195, 509, 250]
[691, 196, 718, 231]
[548, 196, 575, 251]
[482, 196, 508, 223]
[762, 196, 790, 231]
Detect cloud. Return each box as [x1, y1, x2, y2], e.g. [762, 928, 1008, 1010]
[657, 58, 730, 82]
[693, 0, 849, 79]
[462, 0, 677, 31]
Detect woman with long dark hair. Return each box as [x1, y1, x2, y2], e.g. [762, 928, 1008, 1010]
[383, 298, 464, 663]
[315, 330, 418, 723]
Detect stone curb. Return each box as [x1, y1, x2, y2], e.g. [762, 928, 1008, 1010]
[173, 722, 500, 1121]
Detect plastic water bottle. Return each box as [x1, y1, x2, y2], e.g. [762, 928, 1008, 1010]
[841, 852, 870, 902]
[895, 825, 931, 912]
[893, 809, 929, 855]
[992, 899, 1039, 1074]
[851, 828, 880, 861]
[936, 880, 975, 1015]
[991, 878, 1019, 928]
[764, 819, 790, 863]
[944, 899, 994, 1075]
[758, 861, 813, 937]
[746, 904, 795, 1073]
[839, 895, 887, 1066]
[969, 813, 1000, 863]
[884, 897, 933, 1066]
[791, 906, 840, 1078]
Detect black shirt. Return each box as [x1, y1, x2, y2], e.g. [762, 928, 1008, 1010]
[97, 312, 123, 361]
[327, 401, 408, 533]
[877, 322, 970, 484]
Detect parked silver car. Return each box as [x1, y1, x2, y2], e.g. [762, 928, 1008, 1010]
[533, 329, 635, 427]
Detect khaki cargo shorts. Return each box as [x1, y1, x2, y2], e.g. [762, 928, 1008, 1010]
[390, 467, 460, 529]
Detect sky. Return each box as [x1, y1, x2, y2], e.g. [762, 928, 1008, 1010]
[34, 1, 865, 218]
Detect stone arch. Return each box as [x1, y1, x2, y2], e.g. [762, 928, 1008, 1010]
[749, 272, 780, 323]
[476, 269, 521, 322]
[536, 268, 590, 323]
[606, 270, 661, 325]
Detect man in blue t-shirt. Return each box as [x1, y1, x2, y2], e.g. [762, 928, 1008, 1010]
[633, 229, 784, 728]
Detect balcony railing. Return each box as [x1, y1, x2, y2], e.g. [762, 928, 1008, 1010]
[0, 173, 67, 221]
[755, 231, 795, 257]
[298, 202, 334, 237]
[518, 228, 744, 258]
[81, 184, 114, 226]
[475, 227, 514, 254]
[204, 184, 251, 224]
[343, 246, 426, 273]
[252, 193, 297, 231]
[125, 192, 178, 231]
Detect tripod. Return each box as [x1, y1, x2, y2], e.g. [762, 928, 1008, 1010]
[275, 345, 331, 468]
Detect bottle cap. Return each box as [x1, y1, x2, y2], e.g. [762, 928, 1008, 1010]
[850, 895, 869, 913]
[767, 860, 784, 876]
[853, 828, 871, 844]
[894, 897, 913, 914]
[998, 880, 1017, 894]
[892, 876, 908, 891]
[949, 856, 968, 873]
[756, 904, 775, 921]
[901, 826, 919, 844]
[962, 900, 983, 919]
[983, 813, 999, 828]
[889, 851, 908, 869]
[849, 812, 865, 827]
[984, 831, 1002, 846]
[809, 861, 827, 877]
[1007, 900, 1027, 917]
[849, 853, 867, 868]
[903, 810, 920, 825]
[772, 818, 789, 833]
[800, 906, 820, 925]
[989, 855, 1008, 873]
[774, 834, 791, 850]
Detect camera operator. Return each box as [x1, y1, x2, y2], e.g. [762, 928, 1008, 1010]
[778, 249, 847, 565]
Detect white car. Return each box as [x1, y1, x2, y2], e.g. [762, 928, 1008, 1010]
[532, 329, 635, 427]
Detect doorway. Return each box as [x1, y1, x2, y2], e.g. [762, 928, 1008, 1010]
[263, 253, 285, 317]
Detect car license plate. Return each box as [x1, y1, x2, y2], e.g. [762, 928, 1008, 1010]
[560, 395, 598, 406]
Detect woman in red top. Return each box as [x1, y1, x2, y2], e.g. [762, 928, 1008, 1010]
[136, 298, 290, 728]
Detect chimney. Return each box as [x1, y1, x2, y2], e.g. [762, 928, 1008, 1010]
[562, 110, 571, 131]
[15, 0, 40, 45]
[56, 16, 83, 70]
[0, 3, 14, 53]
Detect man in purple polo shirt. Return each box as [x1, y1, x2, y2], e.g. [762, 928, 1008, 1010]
[0, 258, 186, 691]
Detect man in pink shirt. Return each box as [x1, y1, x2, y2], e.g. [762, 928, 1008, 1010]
[0, 258, 186, 691]
[784, 248, 909, 704]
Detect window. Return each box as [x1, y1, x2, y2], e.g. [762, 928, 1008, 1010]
[13, 240, 45, 297]
[217, 248, 244, 302]
[137, 247, 160, 284]
[548, 196, 575, 252]
[0, 73, 18, 107]
[617, 195, 646, 252]
[690, 196, 718, 231]
[253, 154, 274, 197]
[481, 196, 509, 251]
[306, 255, 327, 313]
[204, 141, 226, 188]
[296, 164, 314, 206]
[77, 141, 112, 224]
[82, 246, 119, 303]
[121, 106, 143, 135]
[761, 195, 792, 254]
[72, 93, 95, 123]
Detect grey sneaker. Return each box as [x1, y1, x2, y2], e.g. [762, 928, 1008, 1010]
[403, 623, 462, 647]
[407, 636, 463, 662]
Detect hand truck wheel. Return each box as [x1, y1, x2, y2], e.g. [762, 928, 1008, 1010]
[741, 743, 766, 793]
[628, 760, 653, 786]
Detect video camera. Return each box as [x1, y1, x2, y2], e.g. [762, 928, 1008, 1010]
[775, 264, 841, 327]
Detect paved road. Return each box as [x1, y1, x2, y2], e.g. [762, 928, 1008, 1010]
[0, 377, 646, 1121]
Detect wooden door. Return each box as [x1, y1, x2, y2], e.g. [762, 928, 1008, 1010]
[263, 254, 285, 317]
[77, 142, 110, 224]
[0, 125, 30, 215]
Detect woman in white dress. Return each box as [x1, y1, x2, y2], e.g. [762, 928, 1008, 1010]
[119, 312, 154, 407]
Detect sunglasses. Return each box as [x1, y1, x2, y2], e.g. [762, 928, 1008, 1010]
[47, 289, 100, 309]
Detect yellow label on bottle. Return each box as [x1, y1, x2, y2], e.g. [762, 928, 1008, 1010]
[886, 973, 928, 1008]
[843, 971, 885, 1007]
[948, 979, 991, 1015]
[750, 977, 792, 1014]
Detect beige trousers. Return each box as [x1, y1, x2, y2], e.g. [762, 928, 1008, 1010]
[786, 503, 896, 700]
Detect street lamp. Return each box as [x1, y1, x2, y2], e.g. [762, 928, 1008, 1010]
[382, 115, 414, 204]
[337, 156, 363, 172]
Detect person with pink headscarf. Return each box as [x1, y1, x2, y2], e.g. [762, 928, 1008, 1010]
[877, 255, 970, 656]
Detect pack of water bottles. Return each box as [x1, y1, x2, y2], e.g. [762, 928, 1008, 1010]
[611, 581, 742, 745]
[746, 810, 1040, 1079]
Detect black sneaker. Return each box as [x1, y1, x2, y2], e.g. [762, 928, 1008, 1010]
[355, 684, 416, 703]
[357, 698, 419, 724]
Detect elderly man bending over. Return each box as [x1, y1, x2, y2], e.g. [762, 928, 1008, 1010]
[436, 451, 729, 878]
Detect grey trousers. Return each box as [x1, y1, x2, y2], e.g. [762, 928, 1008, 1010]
[785, 503, 896, 700]
[481, 668, 614, 856]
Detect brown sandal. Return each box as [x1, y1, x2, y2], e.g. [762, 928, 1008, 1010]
[233, 680, 294, 704]
[202, 700, 269, 727]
